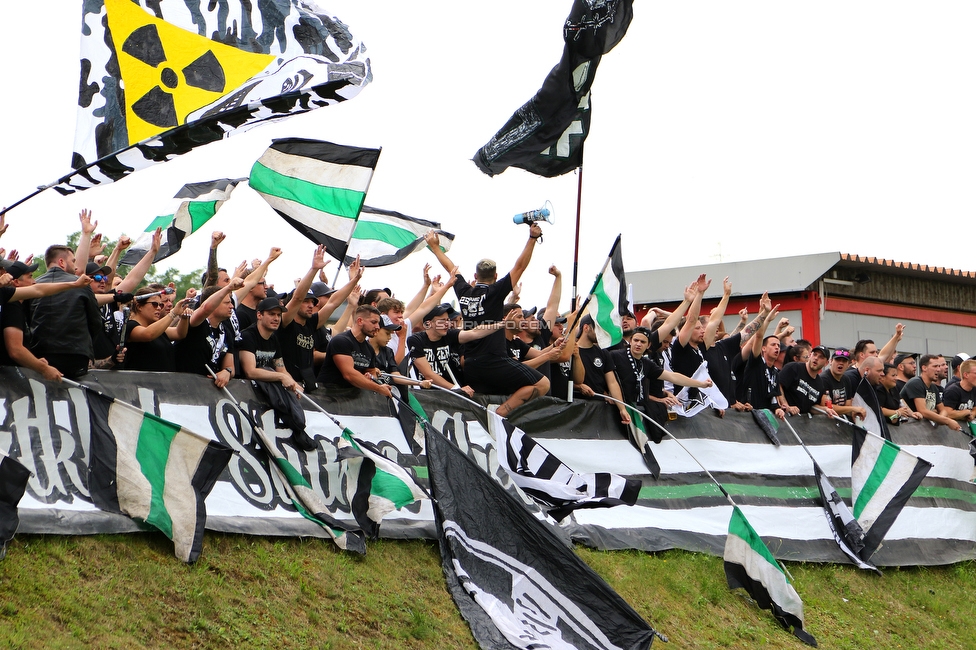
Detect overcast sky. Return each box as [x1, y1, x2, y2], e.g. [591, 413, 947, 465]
[2, 2, 975, 308]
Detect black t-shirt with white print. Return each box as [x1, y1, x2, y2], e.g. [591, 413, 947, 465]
[452, 273, 513, 358]
[318, 329, 376, 387]
[409, 329, 464, 384]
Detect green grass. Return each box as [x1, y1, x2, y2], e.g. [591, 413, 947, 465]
[1, 534, 974, 649]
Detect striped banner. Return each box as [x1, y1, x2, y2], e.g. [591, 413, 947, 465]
[250, 138, 381, 261]
[344, 206, 454, 268]
[5, 369, 974, 567]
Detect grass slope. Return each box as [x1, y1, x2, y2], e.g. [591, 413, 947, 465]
[1, 533, 973, 649]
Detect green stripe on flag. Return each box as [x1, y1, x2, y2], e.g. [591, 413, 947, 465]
[187, 201, 219, 232]
[761, 410, 779, 430]
[729, 506, 783, 574]
[412, 466, 428, 479]
[146, 214, 174, 232]
[134, 414, 180, 538]
[250, 162, 364, 220]
[352, 220, 418, 248]
[593, 274, 621, 345]
[274, 457, 312, 489]
[854, 440, 900, 518]
[372, 469, 417, 508]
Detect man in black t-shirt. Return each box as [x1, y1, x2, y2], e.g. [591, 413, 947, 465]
[778, 345, 834, 415]
[424, 226, 548, 416]
[174, 278, 244, 386]
[877, 363, 920, 424]
[408, 303, 503, 395]
[819, 348, 866, 420]
[0, 261, 63, 381]
[941, 358, 976, 424]
[318, 305, 391, 398]
[238, 297, 300, 394]
[278, 248, 361, 391]
[573, 315, 629, 420]
[900, 354, 959, 431]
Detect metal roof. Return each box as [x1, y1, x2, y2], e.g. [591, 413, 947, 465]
[630, 252, 841, 304]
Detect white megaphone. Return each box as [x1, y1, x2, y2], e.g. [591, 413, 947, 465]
[512, 200, 554, 225]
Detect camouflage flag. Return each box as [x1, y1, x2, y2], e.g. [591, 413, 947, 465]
[56, 0, 370, 195]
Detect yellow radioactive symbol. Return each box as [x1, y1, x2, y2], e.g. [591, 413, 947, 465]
[106, 0, 274, 145]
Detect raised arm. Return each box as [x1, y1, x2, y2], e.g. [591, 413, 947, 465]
[235, 247, 282, 302]
[677, 275, 709, 346]
[406, 269, 456, 331]
[878, 323, 904, 363]
[118, 229, 162, 292]
[540, 265, 562, 327]
[204, 231, 225, 289]
[739, 293, 773, 360]
[282, 245, 327, 327]
[73, 209, 97, 275]
[509, 223, 542, 286]
[704, 276, 732, 348]
[425, 229, 457, 276]
[189, 277, 244, 327]
[103, 235, 131, 286]
[404, 264, 433, 317]
[315, 258, 363, 327]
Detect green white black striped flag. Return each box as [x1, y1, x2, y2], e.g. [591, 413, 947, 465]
[345, 206, 454, 268]
[0, 451, 30, 560]
[390, 387, 429, 455]
[86, 392, 233, 563]
[337, 428, 426, 539]
[119, 178, 243, 266]
[245, 413, 366, 555]
[250, 138, 381, 262]
[625, 406, 661, 479]
[724, 506, 817, 646]
[852, 428, 931, 561]
[586, 235, 628, 349]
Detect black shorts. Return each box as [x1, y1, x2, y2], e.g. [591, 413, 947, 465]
[464, 354, 544, 395]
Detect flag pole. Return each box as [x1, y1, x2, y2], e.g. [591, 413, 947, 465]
[570, 162, 584, 304]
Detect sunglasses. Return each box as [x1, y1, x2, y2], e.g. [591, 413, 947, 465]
[833, 350, 850, 358]
[146, 301, 164, 309]
[92, 274, 108, 282]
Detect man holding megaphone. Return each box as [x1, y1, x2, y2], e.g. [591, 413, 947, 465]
[424, 225, 549, 416]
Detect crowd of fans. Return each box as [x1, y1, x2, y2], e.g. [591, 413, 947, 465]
[1, 210, 973, 444]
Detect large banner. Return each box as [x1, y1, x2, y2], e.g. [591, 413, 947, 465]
[2, 368, 973, 566]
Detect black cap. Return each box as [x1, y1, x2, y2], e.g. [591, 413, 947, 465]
[811, 345, 829, 358]
[310, 282, 335, 299]
[256, 297, 284, 312]
[893, 353, 917, 365]
[555, 315, 568, 324]
[951, 353, 971, 368]
[0, 259, 40, 279]
[831, 347, 851, 361]
[523, 306, 538, 317]
[580, 314, 595, 328]
[85, 262, 112, 277]
[424, 303, 452, 322]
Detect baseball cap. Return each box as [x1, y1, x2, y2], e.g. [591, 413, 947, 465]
[424, 303, 452, 322]
[951, 353, 971, 368]
[310, 282, 335, 299]
[523, 306, 538, 317]
[380, 314, 402, 331]
[256, 297, 284, 312]
[85, 262, 112, 277]
[893, 353, 917, 365]
[831, 347, 851, 361]
[811, 345, 829, 358]
[0, 259, 40, 279]
[555, 315, 568, 324]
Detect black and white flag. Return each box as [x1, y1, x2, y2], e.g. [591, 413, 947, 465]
[426, 428, 661, 650]
[813, 462, 879, 573]
[488, 411, 640, 521]
[473, 0, 634, 177]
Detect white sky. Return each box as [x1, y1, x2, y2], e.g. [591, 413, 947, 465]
[2, 2, 975, 309]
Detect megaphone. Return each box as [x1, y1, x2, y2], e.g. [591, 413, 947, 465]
[513, 200, 554, 225]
